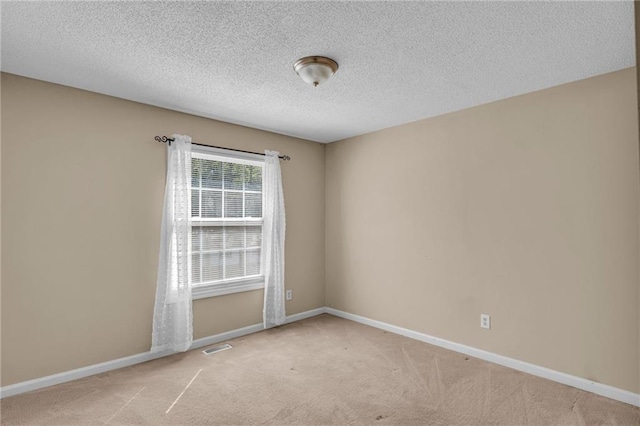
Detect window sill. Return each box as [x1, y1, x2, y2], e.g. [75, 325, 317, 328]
[192, 278, 264, 300]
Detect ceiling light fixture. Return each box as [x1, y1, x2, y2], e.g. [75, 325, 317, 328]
[293, 56, 339, 87]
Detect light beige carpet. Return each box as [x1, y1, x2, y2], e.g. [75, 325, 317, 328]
[1, 314, 638, 425]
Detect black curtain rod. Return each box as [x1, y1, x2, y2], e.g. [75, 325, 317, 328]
[154, 136, 291, 161]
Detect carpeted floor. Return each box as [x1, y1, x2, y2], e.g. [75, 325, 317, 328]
[1, 314, 638, 425]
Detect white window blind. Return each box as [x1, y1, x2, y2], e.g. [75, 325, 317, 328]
[190, 149, 264, 298]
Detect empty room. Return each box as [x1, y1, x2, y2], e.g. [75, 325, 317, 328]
[1, 1, 639, 425]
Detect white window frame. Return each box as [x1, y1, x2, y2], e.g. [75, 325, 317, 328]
[190, 145, 265, 300]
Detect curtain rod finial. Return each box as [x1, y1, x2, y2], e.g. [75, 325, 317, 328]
[154, 135, 174, 144]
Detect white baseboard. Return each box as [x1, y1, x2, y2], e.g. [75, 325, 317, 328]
[190, 322, 265, 351]
[325, 307, 640, 408]
[284, 307, 327, 324]
[0, 350, 169, 400]
[4, 306, 638, 408]
[0, 307, 326, 399]
[190, 307, 326, 351]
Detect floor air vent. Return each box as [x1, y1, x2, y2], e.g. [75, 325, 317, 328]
[202, 343, 233, 355]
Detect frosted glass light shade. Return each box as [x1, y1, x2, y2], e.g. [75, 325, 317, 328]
[294, 56, 339, 87]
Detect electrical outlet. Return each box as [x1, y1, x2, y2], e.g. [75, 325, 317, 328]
[480, 314, 491, 330]
[286, 289, 292, 301]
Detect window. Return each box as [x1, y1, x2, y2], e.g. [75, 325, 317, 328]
[190, 147, 264, 299]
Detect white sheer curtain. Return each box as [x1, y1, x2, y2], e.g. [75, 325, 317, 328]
[151, 134, 193, 353]
[262, 150, 286, 328]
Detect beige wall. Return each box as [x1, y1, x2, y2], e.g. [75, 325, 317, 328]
[1, 73, 326, 386]
[326, 68, 640, 393]
[3, 67, 640, 395]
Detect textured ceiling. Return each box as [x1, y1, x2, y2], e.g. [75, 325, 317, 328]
[1, 1, 635, 143]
